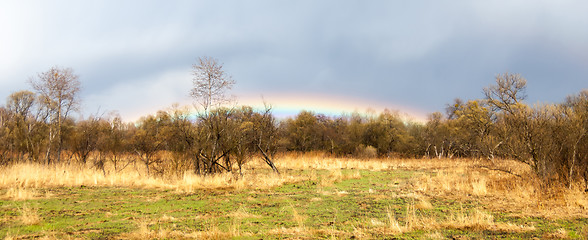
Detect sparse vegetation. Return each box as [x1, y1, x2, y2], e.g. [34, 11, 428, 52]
[1, 68, 586, 188]
[0, 155, 586, 239]
[0, 64, 586, 238]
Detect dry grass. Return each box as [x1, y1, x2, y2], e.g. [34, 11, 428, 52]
[2, 153, 587, 239]
[265, 204, 311, 237]
[369, 203, 535, 236]
[408, 160, 588, 219]
[3, 187, 38, 200]
[414, 197, 433, 210]
[228, 206, 259, 219]
[115, 217, 252, 240]
[318, 169, 361, 187]
[289, 204, 307, 230]
[267, 227, 348, 238]
[275, 153, 394, 171]
[279, 153, 587, 220]
[0, 160, 311, 193]
[0, 162, 159, 189]
[439, 208, 533, 232]
[19, 204, 42, 225]
[0, 154, 366, 194]
[115, 219, 184, 240]
[3, 154, 586, 220]
[276, 153, 493, 172]
[385, 206, 404, 233]
[175, 171, 307, 192]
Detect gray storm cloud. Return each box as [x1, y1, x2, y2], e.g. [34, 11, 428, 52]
[0, 1, 586, 121]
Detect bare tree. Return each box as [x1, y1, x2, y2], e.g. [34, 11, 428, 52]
[131, 114, 165, 177]
[560, 90, 588, 188]
[190, 57, 239, 175]
[100, 115, 131, 173]
[29, 66, 81, 164]
[70, 115, 105, 165]
[6, 91, 38, 161]
[191, 56, 235, 112]
[483, 72, 527, 114]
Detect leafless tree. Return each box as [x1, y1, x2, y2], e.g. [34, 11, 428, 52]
[100, 115, 132, 173]
[483, 72, 527, 114]
[29, 66, 81, 164]
[131, 114, 165, 177]
[560, 90, 588, 188]
[191, 56, 235, 112]
[6, 91, 38, 161]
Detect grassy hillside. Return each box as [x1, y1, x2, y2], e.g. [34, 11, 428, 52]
[1, 155, 587, 239]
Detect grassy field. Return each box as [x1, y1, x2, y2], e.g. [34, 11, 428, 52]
[1, 155, 587, 239]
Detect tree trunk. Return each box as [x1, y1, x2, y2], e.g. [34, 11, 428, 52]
[258, 144, 279, 174]
[569, 132, 584, 189]
[45, 128, 53, 164]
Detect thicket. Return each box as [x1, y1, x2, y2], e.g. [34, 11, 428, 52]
[0, 66, 586, 189]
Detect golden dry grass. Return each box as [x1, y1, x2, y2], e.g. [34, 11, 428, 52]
[290, 204, 307, 230]
[2, 187, 38, 200]
[0, 154, 367, 195]
[1, 152, 586, 226]
[115, 216, 253, 240]
[406, 160, 588, 219]
[115, 219, 188, 240]
[228, 206, 260, 219]
[18, 203, 42, 225]
[282, 153, 588, 221]
[0, 160, 311, 194]
[275, 153, 394, 171]
[368, 203, 535, 235]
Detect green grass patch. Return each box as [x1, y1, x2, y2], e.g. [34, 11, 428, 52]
[0, 168, 586, 239]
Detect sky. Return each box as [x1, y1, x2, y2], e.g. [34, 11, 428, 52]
[1, 1, 587, 122]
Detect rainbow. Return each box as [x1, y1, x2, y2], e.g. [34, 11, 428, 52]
[236, 93, 428, 123]
[128, 93, 428, 123]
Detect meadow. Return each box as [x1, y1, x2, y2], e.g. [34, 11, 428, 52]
[1, 154, 587, 239]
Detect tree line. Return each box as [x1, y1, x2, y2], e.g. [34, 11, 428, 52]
[0, 61, 586, 188]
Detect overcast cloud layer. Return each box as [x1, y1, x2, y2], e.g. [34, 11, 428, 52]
[1, 1, 587, 121]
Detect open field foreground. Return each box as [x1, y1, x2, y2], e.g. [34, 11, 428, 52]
[1, 155, 587, 239]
